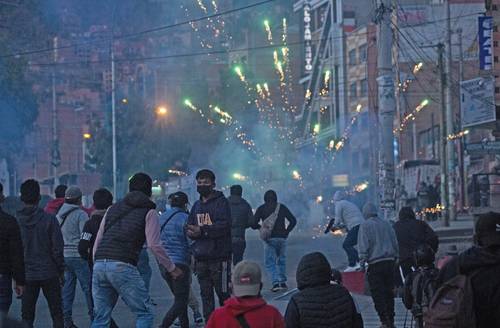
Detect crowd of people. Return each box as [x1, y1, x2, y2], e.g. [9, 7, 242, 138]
[0, 169, 499, 328]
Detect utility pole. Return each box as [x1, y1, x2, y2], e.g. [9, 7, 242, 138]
[111, 45, 117, 198]
[376, 0, 396, 218]
[457, 28, 467, 211]
[445, 0, 456, 222]
[438, 43, 450, 227]
[51, 36, 60, 187]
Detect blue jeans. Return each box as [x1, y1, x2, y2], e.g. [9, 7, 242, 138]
[264, 238, 287, 285]
[137, 249, 152, 292]
[343, 225, 360, 266]
[0, 273, 12, 314]
[92, 260, 154, 328]
[63, 257, 93, 325]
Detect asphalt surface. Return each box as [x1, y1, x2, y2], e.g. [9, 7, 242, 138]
[8, 228, 408, 327]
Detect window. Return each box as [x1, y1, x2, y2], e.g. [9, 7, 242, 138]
[350, 82, 357, 99]
[359, 44, 368, 63]
[360, 79, 368, 97]
[494, 25, 498, 32]
[495, 41, 499, 48]
[495, 56, 499, 63]
[349, 49, 357, 66]
[496, 87, 500, 94]
[493, 4, 498, 10]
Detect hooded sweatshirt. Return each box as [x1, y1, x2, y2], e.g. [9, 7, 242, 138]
[285, 252, 362, 328]
[228, 195, 253, 241]
[333, 192, 364, 230]
[44, 198, 65, 215]
[357, 215, 399, 264]
[78, 209, 107, 267]
[57, 203, 89, 258]
[436, 246, 500, 328]
[187, 191, 232, 261]
[253, 191, 297, 239]
[206, 296, 285, 328]
[17, 206, 64, 281]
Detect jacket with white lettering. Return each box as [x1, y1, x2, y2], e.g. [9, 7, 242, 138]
[187, 191, 232, 261]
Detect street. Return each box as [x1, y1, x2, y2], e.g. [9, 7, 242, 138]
[8, 229, 410, 327]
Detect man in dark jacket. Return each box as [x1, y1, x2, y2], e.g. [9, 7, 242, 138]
[186, 169, 232, 322]
[44, 185, 67, 215]
[17, 179, 64, 328]
[92, 173, 182, 327]
[284, 252, 362, 328]
[394, 206, 438, 279]
[77, 188, 118, 328]
[228, 185, 253, 266]
[0, 182, 25, 315]
[253, 190, 297, 292]
[434, 212, 500, 328]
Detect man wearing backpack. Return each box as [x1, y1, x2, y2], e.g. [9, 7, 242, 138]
[426, 212, 500, 328]
[56, 186, 92, 328]
[403, 244, 439, 328]
[228, 185, 253, 266]
[253, 190, 297, 292]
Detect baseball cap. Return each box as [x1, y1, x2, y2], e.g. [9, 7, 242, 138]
[475, 212, 500, 246]
[65, 186, 83, 200]
[232, 261, 262, 297]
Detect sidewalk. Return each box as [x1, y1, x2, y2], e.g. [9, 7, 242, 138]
[354, 294, 410, 328]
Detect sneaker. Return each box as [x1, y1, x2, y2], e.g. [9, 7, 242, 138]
[344, 263, 361, 272]
[172, 319, 181, 327]
[271, 284, 281, 292]
[193, 313, 204, 326]
[279, 283, 288, 291]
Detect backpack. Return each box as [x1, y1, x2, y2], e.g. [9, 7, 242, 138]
[259, 204, 280, 241]
[424, 263, 481, 328]
[405, 267, 439, 321]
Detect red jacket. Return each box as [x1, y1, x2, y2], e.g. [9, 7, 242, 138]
[44, 198, 65, 215]
[207, 297, 285, 328]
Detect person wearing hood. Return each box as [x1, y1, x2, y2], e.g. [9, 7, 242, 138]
[0, 182, 25, 316]
[56, 186, 92, 328]
[358, 203, 399, 328]
[186, 169, 232, 322]
[331, 191, 364, 272]
[44, 185, 67, 215]
[92, 173, 182, 327]
[206, 261, 284, 328]
[77, 188, 118, 328]
[228, 185, 253, 266]
[17, 179, 64, 328]
[253, 190, 297, 292]
[393, 206, 438, 279]
[432, 212, 500, 327]
[284, 252, 363, 328]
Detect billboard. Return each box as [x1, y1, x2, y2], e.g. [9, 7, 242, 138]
[460, 77, 496, 127]
[479, 16, 493, 70]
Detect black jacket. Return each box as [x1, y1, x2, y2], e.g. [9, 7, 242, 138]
[253, 202, 297, 239]
[78, 209, 106, 268]
[187, 191, 232, 261]
[17, 206, 64, 281]
[285, 252, 362, 328]
[393, 217, 438, 262]
[228, 195, 253, 241]
[436, 246, 500, 328]
[0, 207, 25, 285]
[94, 192, 154, 266]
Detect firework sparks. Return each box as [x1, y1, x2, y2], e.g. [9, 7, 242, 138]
[168, 169, 188, 177]
[447, 129, 469, 141]
[316, 195, 323, 203]
[233, 173, 247, 181]
[395, 99, 430, 133]
[292, 170, 301, 180]
[264, 20, 273, 43]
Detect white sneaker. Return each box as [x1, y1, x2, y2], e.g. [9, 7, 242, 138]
[344, 263, 361, 272]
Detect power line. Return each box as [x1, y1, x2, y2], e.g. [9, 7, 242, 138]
[0, 0, 278, 59]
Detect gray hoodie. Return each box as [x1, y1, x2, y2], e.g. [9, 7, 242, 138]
[333, 192, 364, 230]
[357, 215, 399, 265]
[57, 203, 89, 258]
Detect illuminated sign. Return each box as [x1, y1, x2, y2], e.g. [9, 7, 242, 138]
[304, 2, 313, 73]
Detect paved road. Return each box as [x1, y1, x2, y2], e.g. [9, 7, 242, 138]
[8, 229, 409, 327]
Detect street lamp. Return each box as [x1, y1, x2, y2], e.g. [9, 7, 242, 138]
[83, 133, 92, 140]
[156, 106, 168, 117]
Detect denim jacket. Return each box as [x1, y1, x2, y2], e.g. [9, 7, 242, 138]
[159, 207, 190, 266]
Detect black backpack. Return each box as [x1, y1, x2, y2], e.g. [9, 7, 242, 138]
[404, 267, 440, 320]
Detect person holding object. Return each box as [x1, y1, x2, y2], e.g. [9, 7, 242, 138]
[92, 173, 182, 328]
[186, 169, 232, 322]
[329, 191, 364, 272]
[358, 203, 399, 328]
